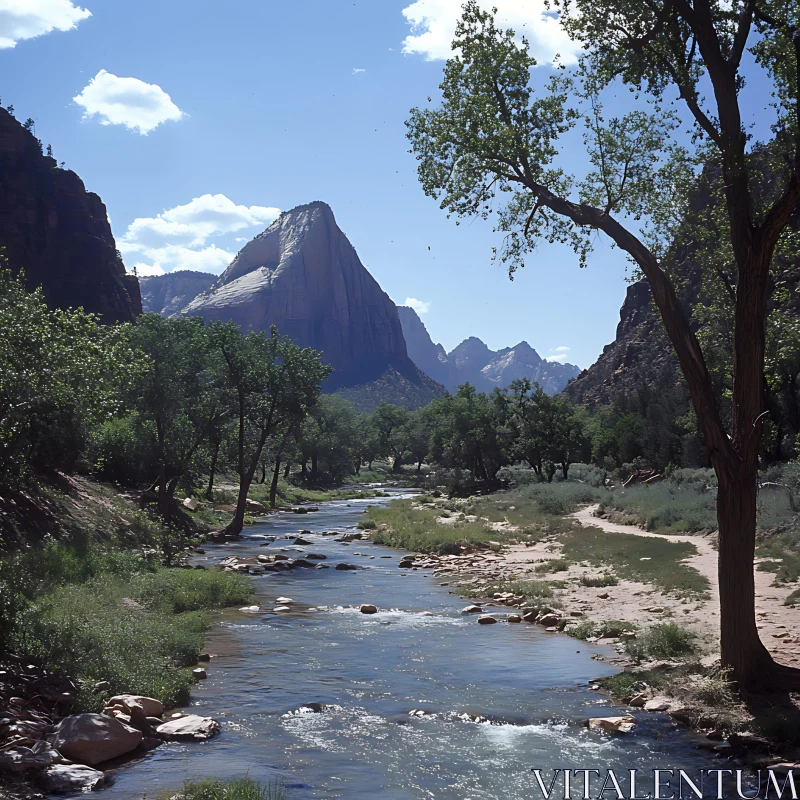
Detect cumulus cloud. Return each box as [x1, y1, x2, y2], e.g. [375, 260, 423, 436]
[121, 194, 280, 275]
[131, 263, 165, 277]
[0, 0, 90, 49]
[73, 70, 184, 134]
[401, 0, 580, 65]
[404, 297, 431, 315]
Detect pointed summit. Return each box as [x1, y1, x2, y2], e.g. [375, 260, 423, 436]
[181, 202, 442, 402]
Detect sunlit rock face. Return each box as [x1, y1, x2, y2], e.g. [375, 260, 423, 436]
[139, 271, 216, 316]
[181, 201, 419, 389]
[0, 108, 141, 322]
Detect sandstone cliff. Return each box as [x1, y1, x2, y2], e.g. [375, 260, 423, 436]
[182, 201, 443, 404]
[139, 270, 216, 316]
[398, 306, 580, 395]
[0, 108, 141, 322]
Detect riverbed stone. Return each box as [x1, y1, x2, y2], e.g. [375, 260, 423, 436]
[643, 696, 672, 712]
[156, 714, 220, 741]
[477, 615, 498, 625]
[507, 614, 522, 623]
[587, 715, 636, 734]
[360, 604, 378, 614]
[39, 764, 107, 793]
[461, 605, 482, 614]
[335, 563, 358, 570]
[54, 713, 142, 766]
[107, 694, 164, 718]
[193, 668, 207, 679]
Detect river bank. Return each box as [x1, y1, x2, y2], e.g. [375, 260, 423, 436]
[95, 490, 745, 800]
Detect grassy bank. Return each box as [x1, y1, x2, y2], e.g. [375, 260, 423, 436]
[0, 479, 253, 711]
[158, 778, 285, 800]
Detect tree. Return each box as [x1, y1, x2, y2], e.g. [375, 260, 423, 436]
[406, 1, 800, 688]
[0, 269, 138, 485]
[121, 315, 229, 518]
[372, 403, 411, 472]
[297, 396, 360, 483]
[404, 410, 433, 472]
[210, 323, 329, 536]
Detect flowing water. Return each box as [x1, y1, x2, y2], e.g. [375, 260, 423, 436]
[102, 491, 716, 799]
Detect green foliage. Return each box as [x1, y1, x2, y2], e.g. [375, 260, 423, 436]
[0, 268, 142, 485]
[625, 623, 698, 663]
[568, 619, 635, 640]
[579, 572, 618, 587]
[163, 778, 285, 800]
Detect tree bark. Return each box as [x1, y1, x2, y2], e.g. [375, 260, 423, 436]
[206, 441, 219, 501]
[269, 457, 281, 508]
[392, 455, 403, 473]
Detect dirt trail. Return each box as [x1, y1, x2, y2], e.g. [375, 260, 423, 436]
[568, 505, 799, 667]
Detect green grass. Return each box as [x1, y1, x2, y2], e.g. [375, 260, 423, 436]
[568, 619, 636, 640]
[159, 778, 285, 800]
[534, 558, 571, 574]
[579, 572, 619, 587]
[464, 579, 557, 602]
[560, 526, 710, 596]
[625, 623, 698, 662]
[366, 499, 502, 555]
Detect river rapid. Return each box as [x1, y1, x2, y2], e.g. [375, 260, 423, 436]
[101, 491, 716, 800]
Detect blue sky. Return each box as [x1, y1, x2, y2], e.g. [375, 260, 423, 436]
[2, 0, 665, 368]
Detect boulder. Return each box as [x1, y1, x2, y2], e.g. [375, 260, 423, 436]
[587, 715, 636, 734]
[0, 741, 65, 772]
[461, 605, 483, 614]
[39, 764, 107, 793]
[193, 668, 207, 679]
[335, 563, 358, 571]
[643, 696, 672, 712]
[183, 497, 199, 511]
[477, 615, 498, 625]
[54, 713, 142, 766]
[307, 553, 327, 560]
[294, 537, 311, 545]
[156, 714, 220, 741]
[360, 604, 378, 614]
[507, 614, 522, 623]
[275, 597, 294, 604]
[629, 692, 648, 708]
[538, 613, 561, 627]
[245, 499, 267, 514]
[107, 695, 164, 718]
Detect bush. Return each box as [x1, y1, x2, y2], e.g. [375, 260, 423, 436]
[625, 623, 697, 662]
[534, 558, 570, 573]
[162, 778, 284, 800]
[133, 568, 252, 614]
[579, 572, 618, 587]
[89, 414, 158, 486]
[569, 619, 635, 640]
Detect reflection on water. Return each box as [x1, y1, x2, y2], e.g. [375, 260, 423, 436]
[101, 492, 714, 799]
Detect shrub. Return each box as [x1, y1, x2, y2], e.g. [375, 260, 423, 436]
[162, 778, 285, 800]
[568, 619, 635, 640]
[625, 623, 697, 662]
[534, 558, 570, 573]
[579, 573, 619, 587]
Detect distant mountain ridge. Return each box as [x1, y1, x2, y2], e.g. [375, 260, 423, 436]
[397, 306, 580, 395]
[139, 270, 216, 316]
[143, 201, 443, 409]
[0, 107, 141, 322]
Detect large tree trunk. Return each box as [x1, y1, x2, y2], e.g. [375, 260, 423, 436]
[269, 457, 281, 508]
[392, 455, 402, 473]
[715, 469, 777, 686]
[206, 442, 219, 501]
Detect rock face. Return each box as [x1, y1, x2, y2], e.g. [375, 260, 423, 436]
[0, 108, 141, 322]
[398, 307, 580, 395]
[182, 202, 424, 390]
[139, 270, 215, 316]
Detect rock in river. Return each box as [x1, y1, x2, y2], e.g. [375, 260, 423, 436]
[477, 615, 498, 625]
[360, 604, 378, 614]
[587, 715, 636, 734]
[106, 694, 164, 718]
[335, 563, 358, 571]
[461, 605, 482, 614]
[156, 714, 220, 741]
[54, 713, 142, 766]
[39, 764, 107, 793]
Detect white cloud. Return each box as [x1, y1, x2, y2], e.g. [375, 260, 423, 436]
[404, 297, 431, 315]
[129, 263, 165, 277]
[401, 0, 579, 65]
[545, 345, 570, 362]
[73, 70, 184, 135]
[0, 0, 90, 49]
[120, 194, 280, 275]
[352, 68, 366, 74]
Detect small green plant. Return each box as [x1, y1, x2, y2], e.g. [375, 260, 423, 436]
[579, 572, 619, 587]
[160, 778, 285, 800]
[534, 558, 570, 573]
[568, 619, 635, 640]
[625, 623, 697, 662]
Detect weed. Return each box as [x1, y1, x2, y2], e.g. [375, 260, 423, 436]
[625, 623, 698, 662]
[579, 573, 619, 587]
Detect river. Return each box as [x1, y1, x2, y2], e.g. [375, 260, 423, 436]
[101, 491, 716, 799]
